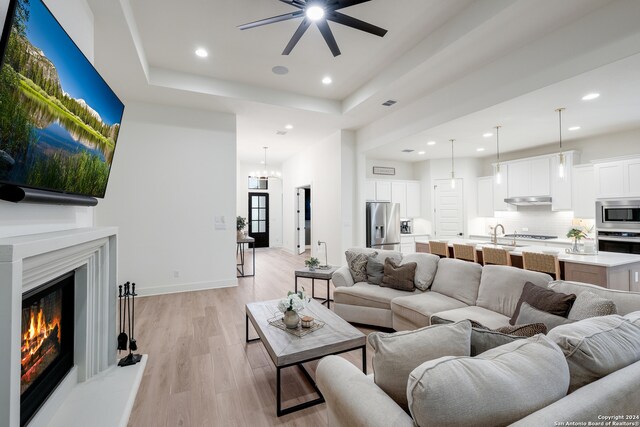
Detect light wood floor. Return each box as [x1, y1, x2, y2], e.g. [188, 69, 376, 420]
[127, 248, 378, 427]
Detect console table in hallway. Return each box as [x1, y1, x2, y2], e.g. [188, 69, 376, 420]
[237, 236, 255, 277]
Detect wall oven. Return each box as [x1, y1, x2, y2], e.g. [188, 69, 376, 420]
[596, 200, 640, 230]
[597, 230, 640, 254]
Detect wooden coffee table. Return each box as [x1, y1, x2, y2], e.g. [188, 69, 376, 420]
[245, 299, 366, 416]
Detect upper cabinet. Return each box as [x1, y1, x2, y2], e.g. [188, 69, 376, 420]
[572, 164, 596, 218]
[507, 157, 550, 197]
[367, 179, 421, 218]
[594, 157, 640, 199]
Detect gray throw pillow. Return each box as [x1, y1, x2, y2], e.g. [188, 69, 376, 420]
[548, 314, 640, 392]
[381, 259, 416, 291]
[568, 290, 617, 321]
[366, 256, 385, 285]
[407, 335, 570, 427]
[517, 302, 574, 331]
[345, 250, 376, 283]
[400, 253, 439, 291]
[368, 320, 472, 410]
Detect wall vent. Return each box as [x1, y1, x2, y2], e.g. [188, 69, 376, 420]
[401, 149, 414, 153]
[382, 100, 397, 106]
[276, 130, 287, 135]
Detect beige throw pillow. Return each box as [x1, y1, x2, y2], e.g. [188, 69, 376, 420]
[368, 320, 471, 411]
[345, 250, 376, 283]
[407, 335, 570, 427]
[548, 314, 640, 392]
[568, 290, 617, 321]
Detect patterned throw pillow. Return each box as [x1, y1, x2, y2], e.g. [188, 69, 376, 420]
[381, 258, 416, 291]
[495, 323, 548, 337]
[345, 250, 376, 283]
[568, 291, 617, 321]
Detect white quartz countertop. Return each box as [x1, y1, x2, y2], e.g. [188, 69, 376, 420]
[434, 238, 640, 268]
[468, 234, 575, 245]
[400, 233, 430, 238]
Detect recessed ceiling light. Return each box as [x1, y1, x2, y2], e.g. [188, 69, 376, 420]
[476, 147, 485, 152]
[418, 151, 426, 155]
[483, 133, 493, 138]
[285, 124, 293, 130]
[568, 126, 581, 131]
[272, 65, 289, 75]
[322, 76, 332, 85]
[427, 141, 436, 146]
[306, 6, 325, 21]
[582, 93, 600, 101]
[260, 161, 265, 164]
[195, 48, 208, 58]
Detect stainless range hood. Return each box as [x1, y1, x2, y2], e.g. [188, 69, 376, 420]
[504, 196, 552, 206]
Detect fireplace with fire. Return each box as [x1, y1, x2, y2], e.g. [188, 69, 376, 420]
[21, 272, 74, 427]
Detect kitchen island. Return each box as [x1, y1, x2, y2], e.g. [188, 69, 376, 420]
[414, 237, 640, 292]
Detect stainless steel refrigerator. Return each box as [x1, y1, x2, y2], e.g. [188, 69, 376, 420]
[366, 202, 401, 251]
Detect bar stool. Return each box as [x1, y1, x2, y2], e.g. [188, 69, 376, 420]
[428, 241, 449, 258]
[453, 243, 478, 263]
[481, 247, 512, 266]
[522, 252, 561, 279]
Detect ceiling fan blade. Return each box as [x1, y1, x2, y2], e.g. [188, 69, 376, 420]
[331, 0, 373, 10]
[316, 20, 341, 57]
[282, 18, 311, 55]
[327, 11, 387, 37]
[238, 10, 304, 30]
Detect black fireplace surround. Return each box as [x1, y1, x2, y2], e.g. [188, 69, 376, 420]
[20, 272, 74, 427]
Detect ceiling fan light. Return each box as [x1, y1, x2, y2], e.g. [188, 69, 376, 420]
[306, 6, 325, 21]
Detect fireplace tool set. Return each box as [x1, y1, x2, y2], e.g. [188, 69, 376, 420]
[118, 282, 141, 367]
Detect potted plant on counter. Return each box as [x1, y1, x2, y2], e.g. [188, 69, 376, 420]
[567, 228, 587, 253]
[237, 216, 247, 240]
[305, 257, 320, 271]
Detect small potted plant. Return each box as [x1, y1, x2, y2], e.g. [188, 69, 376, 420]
[305, 257, 320, 271]
[237, 216, 247, 239]
[567, 228, 587, 253]
[277, 289, 309, 329]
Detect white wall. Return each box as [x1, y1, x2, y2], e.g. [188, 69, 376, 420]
[282, 131, 355, 266]
[95, 103, 237, 295]
[0, 0, 96, 238]
[366, 158, 416, 180]
[236, 162, 283, 247]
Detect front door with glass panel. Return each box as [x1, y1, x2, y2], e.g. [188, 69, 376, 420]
[249, 192, 269, 248]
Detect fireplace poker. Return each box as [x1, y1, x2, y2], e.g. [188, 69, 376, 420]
[117, 283, 129, 352]
[129, 283, 137, 351]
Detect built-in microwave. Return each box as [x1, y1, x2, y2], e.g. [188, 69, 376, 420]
[596, 200, 640, 230]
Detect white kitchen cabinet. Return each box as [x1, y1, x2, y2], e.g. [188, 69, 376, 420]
[400, 235, 415, 254]
[493, 164, 511, 211]
[391, 182, 406, 217]
[375, 181, 391, 201]
[508, 158, 551, 198]
[627, 159, 640, 196]
[406, 182, 421, 218]
[365, 180, 376, 201]
[530, 157, 550, 196]
[477, 177, 494, 217]
[594, 157, 640, 199]
[572, 165, 596, 218]
[550, 152, 573, 211]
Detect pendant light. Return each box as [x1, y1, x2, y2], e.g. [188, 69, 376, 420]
[494, 125, 502, 184]
[249, 147, 281, 180]
[450, 139, 456, 189]
[556, 108, 565, 179]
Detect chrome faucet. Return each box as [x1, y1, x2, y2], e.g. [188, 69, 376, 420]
[492, 224, 505, 244]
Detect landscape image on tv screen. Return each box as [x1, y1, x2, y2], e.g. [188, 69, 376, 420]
[0, 0, 124, 198]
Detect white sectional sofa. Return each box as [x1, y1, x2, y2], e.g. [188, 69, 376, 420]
[332, 247, 552, 330]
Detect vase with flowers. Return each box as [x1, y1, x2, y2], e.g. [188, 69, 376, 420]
[278, 289, 309, 329]
[567, 228, 587, 253]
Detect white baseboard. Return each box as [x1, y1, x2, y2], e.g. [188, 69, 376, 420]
[136, 278, 238, 297]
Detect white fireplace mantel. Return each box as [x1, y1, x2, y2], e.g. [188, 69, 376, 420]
[0, 227, 121, 427]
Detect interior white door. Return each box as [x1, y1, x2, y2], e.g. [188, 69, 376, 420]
[296, 189, 306, 254]
[434, 179, 464, 239]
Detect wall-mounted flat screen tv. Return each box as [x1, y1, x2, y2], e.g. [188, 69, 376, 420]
[0, 0, 124, 199]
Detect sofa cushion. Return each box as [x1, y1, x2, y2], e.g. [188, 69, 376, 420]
[567, 290, 617, 321]
[366, 256, 385, 285]
[548, 313, 640, 392]
[431, 315, 527, 356]
[432, 306, 511, 329]
[391, 292, 469, 329]
[510, 282, 576, 325]
[516, 302, 574, 330]
[368, 320, 472, 411]
[549, 280, 640, 316]
[407, 335, 570, 427]
[476, 265, 552, 318]
[381, 259, 416, 291]
[430, 258, 482, 306]
[334, 282, 422, 310]
[400, 253, 439, 291]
